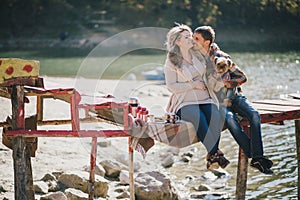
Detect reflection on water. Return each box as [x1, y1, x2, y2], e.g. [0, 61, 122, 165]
[166, 52, 300, 199]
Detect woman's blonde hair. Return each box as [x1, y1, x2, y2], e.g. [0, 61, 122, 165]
[166, 24, 192, 68]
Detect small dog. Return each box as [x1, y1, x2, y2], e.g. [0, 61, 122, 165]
[214, 56, 233, 74]
[211, 48, 235, 107]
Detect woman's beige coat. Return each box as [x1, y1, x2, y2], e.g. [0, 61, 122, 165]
[164, 51, 219, 113]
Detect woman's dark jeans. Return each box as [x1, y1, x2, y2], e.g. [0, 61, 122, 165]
[176, 103, 222, 155]
[222, 95, 264, 158]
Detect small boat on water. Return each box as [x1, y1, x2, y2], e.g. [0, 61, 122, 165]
[141, 67, 165, 80]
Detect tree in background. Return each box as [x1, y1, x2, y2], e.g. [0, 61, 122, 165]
[0, 0, 299, 38]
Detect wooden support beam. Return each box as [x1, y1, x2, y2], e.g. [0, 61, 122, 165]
[129, 137, 135, 200]
[70, 89, 80, 131]
[295, 120, 300, 199]
[235, 125, 250, 200]
[6, 129, 130, 138]
[36, 96, 44, 121]
[25, 145, 34, 199]
[36, 118, 107, 126]
[11, 85, 34, 200]
[89, 137, 97, 200]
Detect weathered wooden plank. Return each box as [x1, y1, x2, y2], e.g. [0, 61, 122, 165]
[240, 109, 300, 126]
[252, 103, 300, 112]
[289, 93, 300, 99]
[11, 85, 34, 200]
[295, 120, 300, 200]
[0, 77, 37, 87]
[36, 96, 44, 121]
[6, 130, 130, 138]
[236, 126, 250, 200]
[254, 99, 300, 107]
[256, 110, 281, 115]
[88, 137, 97, 200]
[129, 138, 135, 200]
[12, 136, 27, 200]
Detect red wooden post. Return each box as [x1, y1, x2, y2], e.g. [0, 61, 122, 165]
[36, 95, 44, 122]
[128, 137, 135, 200]
[89, 137, 97, 200]
[235, 125, 250, 200]
[295, 120, 300, 199]
[11, 85, 34, 200]
[70, 90, 80, 131]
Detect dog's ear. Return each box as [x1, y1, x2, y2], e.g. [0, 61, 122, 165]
[227, 59, 232, 67]
[214, 57, 218, 65]
[227, 58, 234, 68]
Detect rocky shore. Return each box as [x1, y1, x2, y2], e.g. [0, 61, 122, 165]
[1, 135, 234, 200]
[0, 77, 233, 200]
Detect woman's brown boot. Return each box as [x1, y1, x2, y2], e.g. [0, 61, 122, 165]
[206, 150, 230, 170]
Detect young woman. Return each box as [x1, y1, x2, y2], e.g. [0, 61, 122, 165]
[164, 24, 230, 170]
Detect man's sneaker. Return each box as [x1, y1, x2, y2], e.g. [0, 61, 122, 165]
[261, 157, 273, 168]
[217, 150, 230, 169]
[206, 150, 230, 170]
[250, 158, 273, 174]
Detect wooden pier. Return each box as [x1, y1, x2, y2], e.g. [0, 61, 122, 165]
[236, 94, 300, 199]
[1, 58, 300, 199]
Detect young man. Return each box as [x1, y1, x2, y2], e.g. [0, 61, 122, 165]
[192, 26, 273, 174]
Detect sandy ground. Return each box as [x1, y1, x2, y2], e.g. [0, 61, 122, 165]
[0, 77, 173, 199]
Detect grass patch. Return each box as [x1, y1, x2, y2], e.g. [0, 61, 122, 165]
[0, 50, 166, 79]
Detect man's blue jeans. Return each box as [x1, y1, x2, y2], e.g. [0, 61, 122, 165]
[222, 95, 264, 158]
[176, 103, 221, 155]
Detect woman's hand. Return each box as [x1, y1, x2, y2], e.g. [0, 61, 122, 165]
[192, 79, 207, 90]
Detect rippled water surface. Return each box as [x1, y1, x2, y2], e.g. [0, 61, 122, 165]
[164, 52, 300, 199]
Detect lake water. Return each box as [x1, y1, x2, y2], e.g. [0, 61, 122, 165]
[161, 52, 300, 199]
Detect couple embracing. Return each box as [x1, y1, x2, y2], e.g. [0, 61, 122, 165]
[164, 24, 273, 174]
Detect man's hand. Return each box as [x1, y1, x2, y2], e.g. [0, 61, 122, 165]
[210, 43, 220, 54]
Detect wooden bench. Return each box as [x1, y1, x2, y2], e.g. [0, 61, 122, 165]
[0, 77, 135, 200]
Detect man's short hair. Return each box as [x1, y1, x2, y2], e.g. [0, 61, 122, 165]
[194, 26, 215, 45]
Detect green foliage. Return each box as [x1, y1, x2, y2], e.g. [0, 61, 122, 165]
[1, 0, 299, 37]
[0, 0, 299, 51]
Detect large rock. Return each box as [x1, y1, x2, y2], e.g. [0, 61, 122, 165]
[0, 185, 7, 193]
[115, 153, 141, 171]
[97, 138, 111, 147]
[40, 191, 67, 200]
[134, 171, 179, 200]
[161, 153, 175, 168]
[41, 173, 57, 182]
[119, 170, 130, 185]
[190, 191, 230, 199]
[193, 184, 212, 192]
[65, 188, 88, 200]
[99, 160, 128, 178]
[40, 173, 60, 192]
[34, 181, 49, 194]
[47, 180, 60, 192]
[83, 164, 106, 177]
[57, 171, 109, 198]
